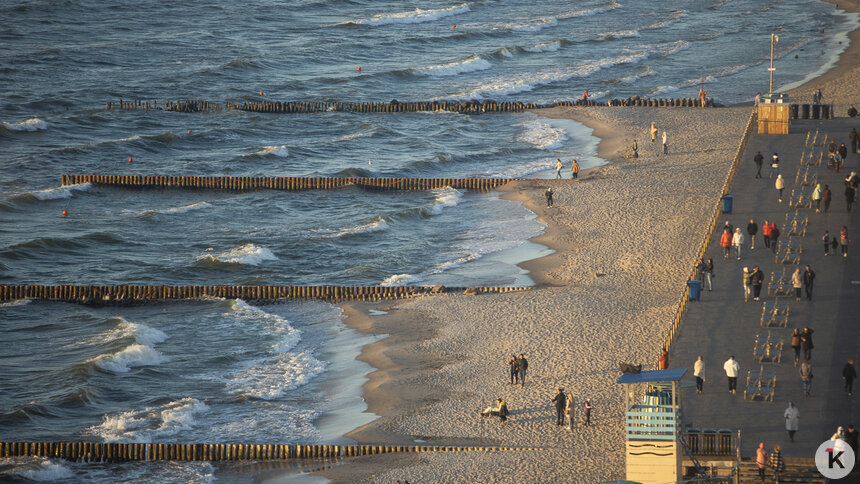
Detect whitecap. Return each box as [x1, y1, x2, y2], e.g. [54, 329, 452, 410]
[29, 183, 91, 200]
[348, 3, 470, 26]
[380, 273, 419, 286]
[524, 40, 561, 53]
[227, 299, 301, 353]
[198, 243, 278, 266]
[11, 458, 74, 481]
[2, 117, 48, 132]
[223, 352, 326, 400]
[428, 187, 463, 215]
[429, 253, 480, 273]
[89, 397, 209, 443]
[315, 217, 389, 238]
[598, 29, 640, 40]
[414, 55, 492, 77]
[498, 48, 514, 58]
[92, 343, 167, 373]
[247, 145, 289, 157]
[0, 299, 31, 307]
[126, 201, 212, 216]
[515, 115, 567, 150]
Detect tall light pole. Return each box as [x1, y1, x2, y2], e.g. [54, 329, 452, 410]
[768, 33, 779, 95]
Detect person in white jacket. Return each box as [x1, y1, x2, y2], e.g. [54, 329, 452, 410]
[724, 355, 740, 394]
[732, 228, 745, 260]
[693, 356, 706, 394]
[775, 174, 786, 202]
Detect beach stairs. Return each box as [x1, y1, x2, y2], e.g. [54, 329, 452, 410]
[736, 457, 825, 483]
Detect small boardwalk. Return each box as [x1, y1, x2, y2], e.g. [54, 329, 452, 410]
[670, 118, 859, 461]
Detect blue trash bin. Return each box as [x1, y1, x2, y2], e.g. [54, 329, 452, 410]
[687, 280, 702, 301]
[721, 195, 733, 214]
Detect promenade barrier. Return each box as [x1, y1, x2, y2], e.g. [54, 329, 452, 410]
[0, 441, 543, 462]
[788, 104, 833, 120]
[105, 97, 718, 115]
[662, 109, 757, 355]
[0, 284, 530, 305]
[61, 175, 523, 192]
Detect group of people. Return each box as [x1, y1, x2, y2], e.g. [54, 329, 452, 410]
[508, 354, 528, 386]
[553, 158, 580, 180]
[552, 388, 593, 429]
[649, 122, 668, 154]
[718, 218, 784, 260]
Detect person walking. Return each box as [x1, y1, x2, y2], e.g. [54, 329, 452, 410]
[851, 128, 858, 154]
[662, 131, 668, 154]
[769, 445, 785, 482]
[570, 159, 580, 179]
[724, 355, 740, 394]
[720, 230, 732, 259]
[803, 265, 815, 300]
[784, 403, 800, 442]
[769, 223, 781, 254]
[801, 327, 814, 360]
[555, 158, 563, 179]
[517, 353, 528, 386]
[508, 355, 519, 385]
[704, 258, 714, 291]
[823, 230, 831, 256]
[747, 219, 758, 250]
[551, 388, 566, 426]
[769, 152, 780, 178]
[694, 356, 705, 394]
[823, 184, 832, 213]
[845, 425, 858, 456]
[844, 359, 857, 396]
[750, 266, 764, 301]
[650, 122, 657, 143]
[839, 142, 848, 162]
[812, 183, 823, 212]
[791, 329, 802, 366]
[583, 399, 593, 426]
[545, 187, 553, 208]
[775, 174, 786, 203]
[763, 220, 772, 249]
[841, 225, 849, 257]
[632, 139, 639, 158]
[743, 267, 752, 302]
[565, 393, 575, 431]
[732, 228, 744, 260]
[756, 443, 769, 482]
[846, 184, 856, 212]
[800, 358, 813, 396]
[791, 267, 803, 301]
[753, 151, 764, 179]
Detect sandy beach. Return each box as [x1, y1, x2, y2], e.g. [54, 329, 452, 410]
[314, 3, 860, 482]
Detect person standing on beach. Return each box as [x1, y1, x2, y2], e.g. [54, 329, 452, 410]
[813, 183, 823, 212]
[753, 151, 764, 179]
[583, 399, 593, 426]
[791, 329, 802, 366]
[823, 184, 832, 213]
[803, 265, 815, 300]
[571, 159, 580, 179]
[698, 87, 707, 107]
[800, 359, 813, 396]
[650, 122, 657, 143]
[747, 219, 758, 250]
[784, 403, 800, 442]
[732, 228, 744, 260]
[763, 220, 772, 249]
[518, 353, 528, 386]
[555, 159, 563, 179]
[769, 223, 781, 254]
[694, 356, 705, 394]
[769, 153, 780, 178]
[775, 174, 785, 203]
[791, 267, 803, 301]
[801, 327, 814, 361]
[723, 355, 740, 394]
[545, 187, 553, 208]
[756, 443, 769, 482]
[720, 230, 732, 259]
[661, 131, 668, 154]
[565, 393, 575, 430]
[508, 355, 519, 385]
[750, 266, 764, 301]
[851, 128, 859, 154]
[843, 359, 856, 395]
[552, 388, 566, 426]
[841, 225, 849, 257]
[632, 139, 639, 159]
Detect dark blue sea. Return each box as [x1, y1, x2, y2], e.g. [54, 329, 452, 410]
[0, 0, 855, 481]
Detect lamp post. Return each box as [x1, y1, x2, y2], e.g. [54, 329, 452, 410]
[768, 33, 779, 95]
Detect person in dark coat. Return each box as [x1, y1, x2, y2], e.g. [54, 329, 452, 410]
[508, 355, 519, 384]
[753, 151, 764, 178]
[545, 187, 553, 208]
[750, 266, 764, 301]
[552, 388, 566, 426]
[823, 184, 833, 213]
[851, 128, 859, 153]
[847, 185, 856, 212]
[803, 265, 815, 301]
[517, 353, 528, 386]
[844, 360, 857, 396]
[839, 142, 848, 162]
[769, 224, 781, 254]
[845, 424, 858, 455]
[800, 327, 814, 361]
[747, 219, 758, 250]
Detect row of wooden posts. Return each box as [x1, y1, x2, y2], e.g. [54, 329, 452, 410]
[105, 96, 717, 114]
[0, 441, 538, 462]
[61, 174, 523, 191]
[0, 284, 529, 304]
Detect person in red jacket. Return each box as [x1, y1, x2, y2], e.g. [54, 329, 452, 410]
[720, 231, 733, 259]
[762, 220, 772, 249]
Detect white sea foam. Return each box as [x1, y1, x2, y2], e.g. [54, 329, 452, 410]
[349, 3, 470, 26]
[618, 66, 654, 84]
[3, 117, 48, 131]
[11, 458, 74, 481]
[329, 130, 375, 143]
[90, 397, 209, 443]
[599, 29, 640, 40]
[515, 115, 567, 150]
[429, 253, 480, 273]
[645, 10, 687, 30]
[658, 40, 690, 56]
[316, 217, 389, 238]
[498, 48, 514, 58]
[249, 145, 289, 157]
[428, 187, 463, 215]
[30, 183, 91, 200]
[224, 352, 326, 399]
[228, 299, 301, 353]
[415, 55, 492, 77]
[127, 201, 212, 216]
[380, 273, 420, 286]
[75, 317, 168, 348]
[92, 343, 167, 373]
[524, 40, 561, 53]
[0, 299, 31, 307]
[198, 243, 278, 266]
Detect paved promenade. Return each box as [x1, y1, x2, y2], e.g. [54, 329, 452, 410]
[670, 117, 859, 460]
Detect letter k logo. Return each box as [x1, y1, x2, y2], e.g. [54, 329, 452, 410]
[828, 450, 844, 469]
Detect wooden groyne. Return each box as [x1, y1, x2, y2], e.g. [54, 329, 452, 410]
[106, 96, 718, 114]
[0, 284, 529, 305]
[62, 174, 524, 191]
[0, 441, 540, 462]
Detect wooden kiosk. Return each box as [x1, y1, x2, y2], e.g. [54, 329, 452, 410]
[758, 93, 790, 135]
[617, 368, 687, 484]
